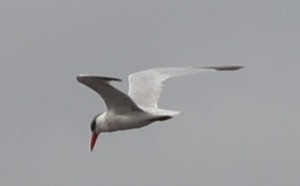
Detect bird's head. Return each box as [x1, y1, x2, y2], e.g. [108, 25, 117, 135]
[90, 113, 102, 151]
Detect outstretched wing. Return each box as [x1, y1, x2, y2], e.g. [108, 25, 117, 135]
[128, 65, 242, 108]
[77, 74, 142, 114]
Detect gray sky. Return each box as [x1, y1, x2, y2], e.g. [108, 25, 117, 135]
[1, 0, 300, 185]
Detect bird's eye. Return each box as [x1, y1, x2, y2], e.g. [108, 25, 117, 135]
[90, 120, 96, 132]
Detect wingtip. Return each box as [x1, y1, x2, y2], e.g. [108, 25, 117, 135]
[201, 65, 244, 71]
[217, 65, 243, 71]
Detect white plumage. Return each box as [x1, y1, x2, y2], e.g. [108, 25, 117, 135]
[77, 65, 242, 151]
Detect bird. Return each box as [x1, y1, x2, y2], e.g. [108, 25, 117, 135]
[77, 65, 243, 151]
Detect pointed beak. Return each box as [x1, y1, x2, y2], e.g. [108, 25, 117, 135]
[90, 133, 99, 151]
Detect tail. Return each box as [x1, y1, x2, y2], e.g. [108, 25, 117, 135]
[149, 115, 173, 122]
[142, 107, 181, 117]
[156, 115, 173, 121]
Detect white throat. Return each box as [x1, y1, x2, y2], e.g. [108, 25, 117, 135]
[95, 112, 107, 132]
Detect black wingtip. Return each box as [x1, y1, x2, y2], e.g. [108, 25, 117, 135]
[215, 66, 243, 71]
[202, 65, 244, 71]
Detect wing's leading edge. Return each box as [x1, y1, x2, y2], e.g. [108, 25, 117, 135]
[77, 75, 142, 114]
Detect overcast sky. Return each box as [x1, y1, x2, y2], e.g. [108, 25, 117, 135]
[1, 0, 300, 185]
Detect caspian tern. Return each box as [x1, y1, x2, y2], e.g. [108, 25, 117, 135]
[77, 65, 242, 151]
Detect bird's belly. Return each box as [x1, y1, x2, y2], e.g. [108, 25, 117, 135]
[105, 113, 153, 132]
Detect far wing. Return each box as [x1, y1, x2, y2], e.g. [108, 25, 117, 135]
[77, 75, 142, 114]
[128, 65, 242, 108]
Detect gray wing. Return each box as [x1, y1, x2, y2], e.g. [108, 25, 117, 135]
[128, 65, 243, 108]
[77, 74, 142, 114]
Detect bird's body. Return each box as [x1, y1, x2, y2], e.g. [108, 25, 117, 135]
[77, 65, 242, 150]
[94, 110, 167, 132]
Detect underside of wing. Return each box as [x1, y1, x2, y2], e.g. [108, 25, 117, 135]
[77, 74, 142, 114]
[128, 65, 242, 108]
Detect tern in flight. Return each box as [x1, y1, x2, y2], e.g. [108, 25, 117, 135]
[77, 65, 242, 151]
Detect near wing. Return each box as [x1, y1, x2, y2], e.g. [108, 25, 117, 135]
[128, 65, 243, 108]
[77, 75, 142, 114]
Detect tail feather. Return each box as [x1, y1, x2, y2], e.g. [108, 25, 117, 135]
[149, 115, 173, 122]
[156, 115, 173, 121]
[141, 107, 181, 116]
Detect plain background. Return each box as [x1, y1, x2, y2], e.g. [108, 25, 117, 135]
[1, 0, 299, 185]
